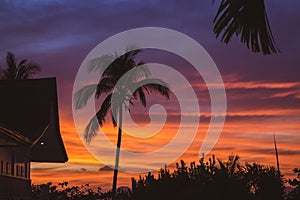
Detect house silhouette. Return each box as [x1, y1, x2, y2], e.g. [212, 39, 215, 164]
[0, 77, 68, 199]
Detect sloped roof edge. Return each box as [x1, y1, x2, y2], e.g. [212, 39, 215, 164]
[0, 122, 32, 146]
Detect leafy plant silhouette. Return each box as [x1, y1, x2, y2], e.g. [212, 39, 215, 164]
[131, 155, 284, 200]
[0, 51, 40, 80]
[288, 168, 300, 200]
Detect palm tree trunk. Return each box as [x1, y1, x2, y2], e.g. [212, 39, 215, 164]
[112, 105, 123, 199]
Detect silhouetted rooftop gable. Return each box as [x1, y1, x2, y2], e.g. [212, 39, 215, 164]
[0, 122, 32, 146]
[0, 77, 68, 162]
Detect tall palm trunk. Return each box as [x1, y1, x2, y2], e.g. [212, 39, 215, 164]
[112, 105, 123, 199]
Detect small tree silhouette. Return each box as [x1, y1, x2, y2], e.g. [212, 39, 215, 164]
[0, 52, 40, 80]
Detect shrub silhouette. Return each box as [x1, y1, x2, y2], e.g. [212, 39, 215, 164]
[32, 182, 103, 200]
[131, 155, 284, 200]
[288, 168, 300, 200]
[32, 181, 131, 200]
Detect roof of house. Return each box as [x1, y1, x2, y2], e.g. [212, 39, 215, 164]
[0, 122, 32, 146]
[0, 77, 68, 162]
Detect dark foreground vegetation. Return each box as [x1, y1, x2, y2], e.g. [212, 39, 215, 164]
[32, 155, 300, 200]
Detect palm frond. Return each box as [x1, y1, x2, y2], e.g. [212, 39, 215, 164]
[74, 84, 97, 110]
[18, 59, 28, 67]
[132, 63, 151, 80]
[99, 49, 147, 85]
[213, 0, 279, 54]
[1, 52, 41, 80]
[25, 63, 41, 74]
[218, 159, 226, 171]
[0, 67, 4, 79]
[5, 52, 17, 79]
[87, 54, 116, 73]
[84, 94, 113, 143]
[17, 63, 41, 79]
[130, 79, 170, 108]
[123, 49, 143, 63]
[95, 77, 116, 98]
[230, 155, 239, 175]
[84, 115, 100, 144]
[133, 87, 146, 107]
[140, 79, 170, 100]
[96, 93, 112, 127]
[6, 52, 16, 70]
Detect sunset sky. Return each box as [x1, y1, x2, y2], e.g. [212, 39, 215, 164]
[1, 0, 299, 191]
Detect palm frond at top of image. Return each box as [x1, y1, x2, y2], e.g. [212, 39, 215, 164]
[213, 0, 280, 54]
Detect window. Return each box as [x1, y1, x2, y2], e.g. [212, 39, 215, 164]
[16, 165, 19, 176]
[20, 166, 24, 177]
[0, 161, 4, 174]
[6, 162, 10, 175]
[25, 162, 30, 179]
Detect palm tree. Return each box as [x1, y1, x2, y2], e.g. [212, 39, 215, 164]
[74, 49, 170, 198]
[213, 0, 280, 55]
[0, 51, 41, 80]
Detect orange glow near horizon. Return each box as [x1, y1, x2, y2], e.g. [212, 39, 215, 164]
[31, 89, 300, 191]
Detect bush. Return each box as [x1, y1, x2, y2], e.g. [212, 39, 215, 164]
[131, 155, 285, 200]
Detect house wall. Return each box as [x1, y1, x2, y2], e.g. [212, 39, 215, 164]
[0, 174, 32, 199]
[0, 146, 30, 178]
[0, 146, 31, 199]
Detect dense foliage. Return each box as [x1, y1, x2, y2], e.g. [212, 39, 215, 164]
[131, 155, 284, 200]
[288, 168, 300, 200]
[31, 182, 131, 200]
[32, 155, 300, 200]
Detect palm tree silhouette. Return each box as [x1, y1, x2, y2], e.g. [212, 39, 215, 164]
[74, 48, 170, 198]
[213, 0, 280, 54]
[0, 51, 41, 80]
